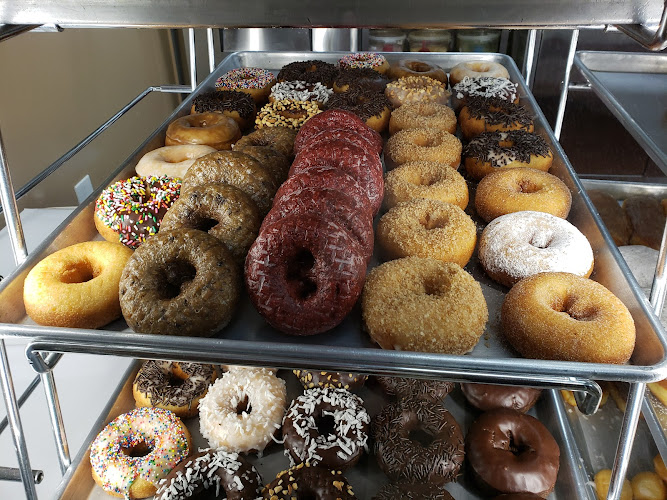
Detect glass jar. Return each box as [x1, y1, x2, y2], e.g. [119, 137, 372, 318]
[407, 29, 452, 52]
[367, 29, 407, 52]
[456, 29, 501, 52]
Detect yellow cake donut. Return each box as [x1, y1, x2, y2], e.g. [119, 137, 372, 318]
[388, 101, 457, 136]
[459, 96, 534, 141]
[165, 112, 241, 150]
[501, 272, 636, 364]
[377, 198, 477, 267]
[384, 161, 469, 210]
[385, 76, 451, 109]
[449, 60, 510, 86]
[475, 168, 571, 222]
[384, 128, 462, 170]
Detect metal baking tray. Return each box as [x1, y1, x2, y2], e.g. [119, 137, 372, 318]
[1, 52, 666, 412]
[54, 363, 591, 499]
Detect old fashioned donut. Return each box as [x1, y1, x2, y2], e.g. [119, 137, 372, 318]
[384, 161, 469, 210]
[465, 409, 560, 498]
[459, 96, 534, 141]
[282, 387, 370, 469]
[377, 199, 476, 267]
[277, 60, 338, 87]
[326, 88, 392, 132]
[475, 168, 570, 222]
[385, 76, 451, 108]
[339, 52, 389, 73]
[234, 126, 297, 159]
[160, 182, 260, 264]
[375, 376, 454, 403]
[23, 241, 132, 329]
[384, 128, 462, 170]
[293, 370, 367, 391]
[461, 383, 542, 413]
[263, 463, 356, 499]
[452, 76, 518, 110]
[373, 399, 464, 485]
[269, 80, 333, 107]
[333, 67, 389, 93]
[479, 212, 593, 287]
[191, 90, 256, 130]
[135, 145, 217, 178]
[90, 407, 191, 499]
[233, 144, 290, 184]
[154, 449, 262, 500]
[388, 59, 448, 84]
[119, 229, 239, 337]
[165, 112, 241, 150]
[215, 67, 276, 103]
[245, 214, 367, 336]
[362, 256, 488, 354]
[94, 175, 181, 249]
[133, 361, 217, 418]
[586, 190, 632, 246]
[389, 101, 457, 136]
[373, 484, 455, 500]
[256, 99, 321, 130]
[501, 272, 635, 363]
[449, 60, 510, 86]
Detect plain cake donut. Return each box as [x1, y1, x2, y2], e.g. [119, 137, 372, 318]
[234, 126, 297, 160]
[135, 145, 217, 178]
[449, 60, 510, 86]
[384, 128, 462, 170]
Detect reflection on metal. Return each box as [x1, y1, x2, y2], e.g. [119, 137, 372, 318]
[221, 28, 310, 52]
[188, 28, 196, 90]
[0, 24, 39, 42]
[206, 28, 215, 73]
[312, 28, 359, 51]
[568, 82, 592, 91]
[554, 29, 579, 139]
[523, 29, 538, 90]
[615, 0, 667, 50]
[40, 365, 71, 473]
[0, 466, 43, 484]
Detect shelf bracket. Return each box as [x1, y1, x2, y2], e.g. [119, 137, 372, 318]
[614, 0, 667, 51]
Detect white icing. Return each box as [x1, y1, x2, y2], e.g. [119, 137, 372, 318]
[269, 80, 333, 104]
[454, 76, 517, 102]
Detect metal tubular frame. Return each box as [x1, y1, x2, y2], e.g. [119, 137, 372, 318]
[553, 29, 579, 139]
[523, 28, 539, 89]
[614, 0, 667, 51]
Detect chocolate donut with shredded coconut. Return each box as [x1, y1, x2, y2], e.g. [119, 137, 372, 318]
[452, 76, 518, 110]
[282, 387, 370, 469]
[269, 80, 333, 106]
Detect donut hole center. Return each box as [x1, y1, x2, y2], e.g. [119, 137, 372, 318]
[529, 232, 553, 249]
[552, 295, 598, 321]
[423, 277, 447, 297]
[420, 213, 448, 231]
[121, 440, 151, 458]
[286, 249, 317, 299]
[517, 179, 540, 194]
[235, 395, 252, 415]
[60, 261, 97, 284]
[408, 61, 432, 73]
[159, 260, 196, 299]
[413, 135, 436, 148]
[315, 414, 337, 439]
[191, 217, 219, 233]
[279, 109, 307, 120]
[416, 173, 439, 187]
[408, 428, 435, 448]
[295, 488, 318, 500]
[507, 431, 531, 456]
[167, 372, 187, 387]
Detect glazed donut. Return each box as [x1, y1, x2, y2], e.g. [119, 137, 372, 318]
[23, 241, 132, 329]
[384, 128, 462, 170]
[277, 60, 339, 87]
[373, 399, 464, 485]
[154, 449, 262, 500]
[94, 175, 181, 249]
[449, 60, 510, 86]
[452, 76, 518, 110]
[465, 409, 560, 498]
[215, 67, 276, 103]
[373, 483, 455, 500]
[377, 198, 476, 267]
[501, 272, 635, 363]
[135, 145, 217, 178]
[263, 463, 356, 499]
[282, 387, 370, 469]
[459, 96, 534, 141]
[388, 59, 448, 84]
[191, 90, 256, 130]
[198, 367, 287, 453]
[389, 101, 457, 135]
[165, 112, 241, 150]
[269, 80, 333, 107]
[339, 52, 389, 73]
[333, 67, 389, 93]
[245, 214, 367, 336]
[362, 256, 488, 354]
[256, 99, 321, 130]
[475, 168, 570, 222]
[384, 161, 469, 210]
[293, 369, 367, 391]
[90, 407, 191, 499]
[234, 126, 297, 160]
[375, 376, 454, 403]
[385, 76, 451, 108]
[479, 212, 593, 287]
[460, 383, 542, 413]
[119, 229, 240, 337]
[232, 144, 290, 185]
[326, 87, 392, 133]
[133, 361, 217, 418]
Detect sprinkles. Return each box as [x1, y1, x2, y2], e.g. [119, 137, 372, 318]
[339, 52, 388, 71]
[215, 67, 275, 90]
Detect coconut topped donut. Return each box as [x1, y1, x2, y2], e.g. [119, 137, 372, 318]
[269, 80, 333, 106]
[453, 76, 518, 105]
[464, 130, 552, 170]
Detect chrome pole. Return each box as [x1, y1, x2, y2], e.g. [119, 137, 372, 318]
[188, 28, 197, 91]
[0, 465, 43, 484]
[523, 29, 538, 90]
[0, 127, 27, 261]
[39, 361, 71, 473]
[554, 29, 579, 140]
[206, 28, 215, 73]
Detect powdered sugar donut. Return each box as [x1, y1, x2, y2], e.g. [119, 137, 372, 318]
[135, 145, 216, 178]
[478, 211, 594, 287]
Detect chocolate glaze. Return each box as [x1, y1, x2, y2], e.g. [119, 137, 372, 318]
[134, 361, 215, 408]
[334, 67, 389, 93]
[263, 463, 356, 499]
[192, 90, 255, 118]
[293, 369, 368, 390]
[464, 96, 533, 128]
[463, 130, 551, 168]
[376, 376, 454, 403]
[373, 483, 455, 500]
[277, 60, 338, 87]
[326, 88, 391, 120]
[461, 383, 542, 413]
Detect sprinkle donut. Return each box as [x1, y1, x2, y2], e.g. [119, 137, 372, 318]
[376, 376, 455, 403]
[191, 90, 257, 131]
[263, 463, 356, 499]
[269, 80, 333, 106]
[135, 145, 216, 179]
[339, 52, 389, 73]
[459, 96, 534, 141]
[333, 67, 389, 93]
[256, 99, 321, 130]
[277, 60, 338, 87]
[215, 67, 276, 103]
[293, 370, 368, 391]
[384, 128, 462, 170]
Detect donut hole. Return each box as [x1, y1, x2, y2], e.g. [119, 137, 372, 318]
[529, 232, 553, 249]
[121, 439, 152, 458]
[423, 277, 447, 297]
[190, 216, 219, 233]
[413, 135, 435, 148]
[279, 109, 307, 120]
[158, 260, 197, 299]
[235, 394, 252, 415]
[517, 179, 540, 194]
[294, 487, 318, 500]
[315, 414, 337, 439]
[60, 261, 97, 284]
[408, 427, 435, 448]
[420, 213, 448, 231]
[167, 372, 187, 387]
[506, 431, 532, 456]
[286, 249, 317, 299]
[552, 295, 598, 321]
[408, 61, 433, 73]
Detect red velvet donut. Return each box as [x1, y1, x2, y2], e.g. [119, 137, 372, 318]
[245, 214, 367, 336]
[296, 127, 379, 158]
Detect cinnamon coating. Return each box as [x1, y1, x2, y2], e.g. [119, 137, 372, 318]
[384, 128, 462, 170]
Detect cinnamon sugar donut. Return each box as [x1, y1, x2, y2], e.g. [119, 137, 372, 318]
[388, 59, 448, 84]
[389, 101, 457, 136]
[384, 128, 462, 170]
[385, 76, 451, 108]
[165, 112, 241, 150]
[449, 60, 510, 86]
[459, 97, 534, 141]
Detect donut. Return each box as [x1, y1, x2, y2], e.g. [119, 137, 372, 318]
[375, 376, 454, 402]
[165, 112, 241, 150]
[594, 470, 633, 500]
[191, 90, 257, 130]
[160, 182, 260, 264]
[154, 449, 262, 500]
[326, 87, 392, 133]
[277, 60, 338, 87]
[119, 229, 240, 337]
[460, 383, 542, 413]
[631, 472, 667, 500]
[282, 387, 370, 469]
[256, 99, 321, 130]
[232, 144, 290, 185]
[294, 127, 379, 162]
[132, 361, 217, 418]
[449, 60, 510, 86]
[215, 67, 276, 103]
[623, 195, 667, 250]
[262, 463, 356, 499]
[269, 80, 333, 107]
[362, 256, 488, 354]
[388, 101, 457, 136]
[293, 369, 367, 391]
[89, 407, 191, 499]
[234, 126, 297, 160]
[245, 214, 367, 336]
[198, 367, 287, 453]
[373, 483, 455, 500]
[474, 168, 570, 222]
[388, 59, 448, 84]
[333, 67, 389, 93]
[339, 52, 389, 73]
[384, 161, 469, 210]
[377, 198, 476, 267]
[459, 96, 534, 141]
[479, 212, 594, 287]
[465, 408, 560, 498]
[135, 145, 217, 178]
[384, 128, 462, 170]
[494, 495, 546, 500]
[586, 190, 631, 246]
[94, 175, 181, 249]
[385, 75, 451, 108]
[501, 272, 636, 363]
[655, 455, 667, 483]
[23, 241, 132, 329]
[452, 76, 518, 110]
[373, 399, 464, 485]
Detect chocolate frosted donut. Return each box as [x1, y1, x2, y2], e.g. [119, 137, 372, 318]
[326, 87, 392, 132]
[293, 369, 367, 390]
[376, 376, 454, 403]
[277, 60, 338, 87]
[461, 383, 542, 413]
[452, 76, 518, 110]
[191, 90, 256, 130]
[334, 67, 389, 93]
[466, 409, 560, 498]
[373, 400, 464, 485]
[263, 463, 356, 499]
[373, 483, 455, 500]
[459, 96, 534, 141]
